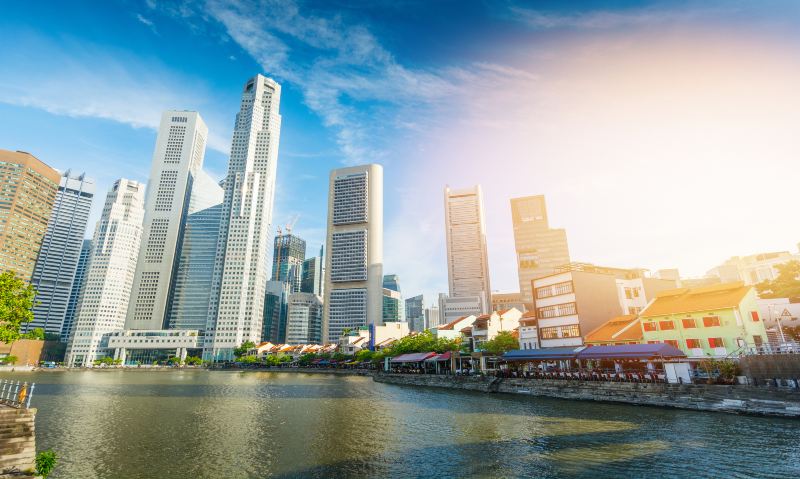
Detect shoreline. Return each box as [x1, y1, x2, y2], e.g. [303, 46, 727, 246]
[2, 367, 374, 376]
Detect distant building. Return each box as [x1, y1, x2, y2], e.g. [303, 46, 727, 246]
[0, 149, 61, 281]
[383, 274, 401, 292]
[461, 308, 523, 353]
[323, 164, 383, 343]
[518, 311, 539, 349]
[432, 314, 476, 340]
[438, 293, 483, 325]
[61, 239, 92, 342]
[27, 172, 95, 336]
[491, 292, 526, 313]
[405, 294, 426, 332]
[65, 179, 145, 367]
[301, 246, 324, 296]
[425, 305, 440, 329]
[382, 288, 405, 323]
[707, 248, 800, 285]
[444, 185, 491, 313]
[285, 293, 323, 345]
[262, 280, 289, 343]
[273, 233, 306, 293]
[510, 195, 570, 306]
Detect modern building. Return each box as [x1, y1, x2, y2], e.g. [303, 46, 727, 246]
[301, 246, 324, 295]
[444, 185, 491, 312]
[518, 311, 539, 350]
[382, 287, 405, 323]
[65, 179, 146, 367]
[285, 292, 323, 344]
[0, 149, 61, 281]
[438, 293, 483, 325]
[322, 164, 383, 343]
[27, 172, 94, 336]
[707, 248, 800, 285]
[272, 233, 306, 293]
[108, 329, 201, 365]
[491, 292, 526, 313]
[167, 170, 224, 331]
[383, 274, 401, 292]
[640, 282, 767, 358]
[510, 195, 570, 306]
[405, 294, 426, 332]
[61, 239, 92, 342]
[127, 111, 208, 331]
[425, 305, 440, 329]
[205, 74, 283, 361]
[262, 280, 289, 343]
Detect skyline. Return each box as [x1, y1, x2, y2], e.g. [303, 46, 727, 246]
[2, 1, 800, 303]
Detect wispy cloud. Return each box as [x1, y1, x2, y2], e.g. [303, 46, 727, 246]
[136, 13, 158, 34]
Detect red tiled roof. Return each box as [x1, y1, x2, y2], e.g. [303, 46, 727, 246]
[584, 315, 641, 344]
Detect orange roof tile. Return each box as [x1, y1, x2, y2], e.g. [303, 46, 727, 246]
[438, 315, 471, 330]
[640, 282, 752, 317]
[521, 311, 536, 319]
[584, 315, 641, 344]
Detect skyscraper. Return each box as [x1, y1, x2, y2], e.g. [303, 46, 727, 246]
[167, 170, 224, 331]
[27, 172, 95, 336]
[510, 195, 570, 305]
[127, 111, 208, 331]
[0, 149, 61, 281]
[65, 179, 145, 367]
[382, 288, 405, 323]
[261, 280, 288, 343]
[205, 75, 282, 360]
[323, 164, 383, 343]
[272, 233, 306, 293]
[382, 274, 401, 292]
[285, 292, 323, 345]
[443, 185, 491, 313]
[61, 239, 92, 343]
[301, 246, 324, 296]
[405, 294, 425, 332]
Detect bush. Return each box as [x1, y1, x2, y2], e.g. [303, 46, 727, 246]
[1, 355, 18, 365]
[35, 450, 57, 478]
[185, 356, 202, 366]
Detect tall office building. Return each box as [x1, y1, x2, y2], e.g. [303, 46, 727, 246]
[205, 75, 283, 360]
[65, 179, 145, 367]
[27, 172, 95, 336]
[383, 274, 401, 292]
[444, 185, 491, 313]
[261, 280, 288, 342]
[272, 233, 306, 293]
[285, 292, 323, 344]
[167, 171, 224, 331]
[424, 305, 440, 329]
[510, 195, 570, 304]
[382, 288, 405, 323]
[323, 164, 383, 343]
[0, 149, 61, 281]
[405, 294, 425, 332]
[127, 111, 208, 331]
[301, 246, 324, 296]
[61, 239, 92, 342]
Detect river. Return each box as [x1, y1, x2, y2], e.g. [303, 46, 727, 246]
[3, 370, 799, 478]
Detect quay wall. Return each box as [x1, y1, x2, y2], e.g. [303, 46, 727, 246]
[373, 374, 800, 417]
[0, 406, 36, 474]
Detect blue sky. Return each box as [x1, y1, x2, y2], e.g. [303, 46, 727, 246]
[2, 1, 800, 304]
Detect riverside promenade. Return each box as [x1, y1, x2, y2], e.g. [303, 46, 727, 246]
[374, 373, 800, 417]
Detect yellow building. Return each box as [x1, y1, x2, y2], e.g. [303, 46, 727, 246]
[0, 149, 60, 281]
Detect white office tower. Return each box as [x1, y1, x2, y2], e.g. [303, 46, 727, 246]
[61, 239, 92, 342]
[204, 75, 282, 360]
[167, 170, 224, 330]
[127, 111, 208, 331]
[322, 164, 383, 343]
[27, 172, 95, 336]
[443, 185, 491, 313]
[286, 293, 323, 344]
[65, 179, 145, 367]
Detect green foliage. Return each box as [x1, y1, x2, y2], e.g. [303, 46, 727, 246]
[185, 356, 203, 366]
[355, 349, 374, 362]
[0, 271, 37, 344]
[233, 341, 257, 358]
[167, 356, 182, 365]
[93, 356, 115, 366]
[22, 327, 45, 340]
[699, 358, 741, 383]
[382, 330, 461, 357]
[279, 354, 292, 363]
[341, 328, 353, 337]
[35, 449, 57, 478]
[297, 353, 316, 365]
[1, 354, 18, 365]
[756, 261, 800, 300]
[239, 355, 258, 364]
[265, 355, 280, 366]
[481, 331, 519, 356]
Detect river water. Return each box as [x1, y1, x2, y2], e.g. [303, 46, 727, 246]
[3, 370, 799, 478]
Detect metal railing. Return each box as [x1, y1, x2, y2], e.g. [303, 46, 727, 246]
[0, 379, 35, 409]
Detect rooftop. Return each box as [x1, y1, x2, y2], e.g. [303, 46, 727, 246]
[584, 315, 641, 344]
[641, 281, 753, 317]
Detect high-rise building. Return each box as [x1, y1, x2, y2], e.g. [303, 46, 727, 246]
[383, 274, 401, 292]
[65, 179, 145, 367]
[167, 170, 224, 331]
[0, 149, 61, 281]
[382, 288, 405, 323]
[510, 195, 570, 305]
[127, 111, 208, 331]
[272, 233, 306, 293]
[261, 280, 288, 343]
[438, 293, 484, 325]
[405, 294, 425, 332]
[323, 164, 383, 343]
[285, 292, 323, 345]
[425, 305, 440, 329]
[27, 172, 95, 336]
[62, 239, 92, 342]
[444, 185, 491, 313]
[301, 246, 324, 296]
[205, 75, 282, 361]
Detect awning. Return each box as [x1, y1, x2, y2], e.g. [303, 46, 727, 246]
[503, 347, 585, 361]
[424, 351, 453, 362]
[576, 344, 687, 360]
[390, 352, 437, 363]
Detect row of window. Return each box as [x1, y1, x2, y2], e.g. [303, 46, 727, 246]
[649, 338, 726, 349]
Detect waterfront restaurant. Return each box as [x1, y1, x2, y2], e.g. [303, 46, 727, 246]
[389, 352, 438, 373]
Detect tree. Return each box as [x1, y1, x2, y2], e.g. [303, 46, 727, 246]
[233, 340, 257, 358]
[167, 356, 182, 366]
[756, 261, 800, 300]
[22, 327, 45, 340]
[35, 450, 58, 478]
[185, 356, 202, 366]
[1, 355, 18, 365]
[0, 271, 37, 344]
[481, 331, 519, 356]
[239, 355, 259, 364]
[355, 349, 374, 362]
[341, 328, 353, 337]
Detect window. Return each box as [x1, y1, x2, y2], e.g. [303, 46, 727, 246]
[682, 318, 696, 329]
[643, 321, 658, 332]
[540, 326, 559, 339]
[659, 320, 675, 330]
[686, 339, 701, 349]
[535, 281, 573, 299]
[647, 340, 660, 344]
[536, 302, 577, 319]
[708, 337, 725, 348]
[702, 316, 721, 327]
[750, 311, 760, 322]
[628, 306, 642, 315]
[664, 339, 679, 348]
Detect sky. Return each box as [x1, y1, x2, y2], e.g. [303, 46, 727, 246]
[1, 0, 800, 305]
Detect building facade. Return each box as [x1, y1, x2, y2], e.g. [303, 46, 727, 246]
[438, 293, 484, 326]
[127, 111, 208, 331]
[0, 149, 61, 281]
[425, 305, 440, 329]
[272, 233, 306, 293]
[205, 75, 283, 360]
[510, 195, 570, 306]
[262, 280, 289, 343]
[491, 292, 526, 313]
[518, 311, 539, 350]
[383, 274, 401, 292]
[405, 294, 425, 332]
[61, 239, 92, 342]
[65, 179, 145, 367]
[27, 172, 94, 336]
[285, 292, 323, 345]
[322, 164, 383, 343]
[382, 287, 405, 323]
[301, 248, 323, 296]
[444, 185, 491, 312]
[707, 248, 800, 286]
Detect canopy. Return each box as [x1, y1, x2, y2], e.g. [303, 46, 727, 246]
[503, 347, 584, 361]
[577, 343, 686, 360]
[390, 352, 437, 363]
[424, 351, 453, 362]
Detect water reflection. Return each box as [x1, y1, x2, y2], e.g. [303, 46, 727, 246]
[3, 371, 799, 478]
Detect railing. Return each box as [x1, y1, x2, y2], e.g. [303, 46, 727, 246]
[0, 379, 35, 409]
[744, 342, 800, 356]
